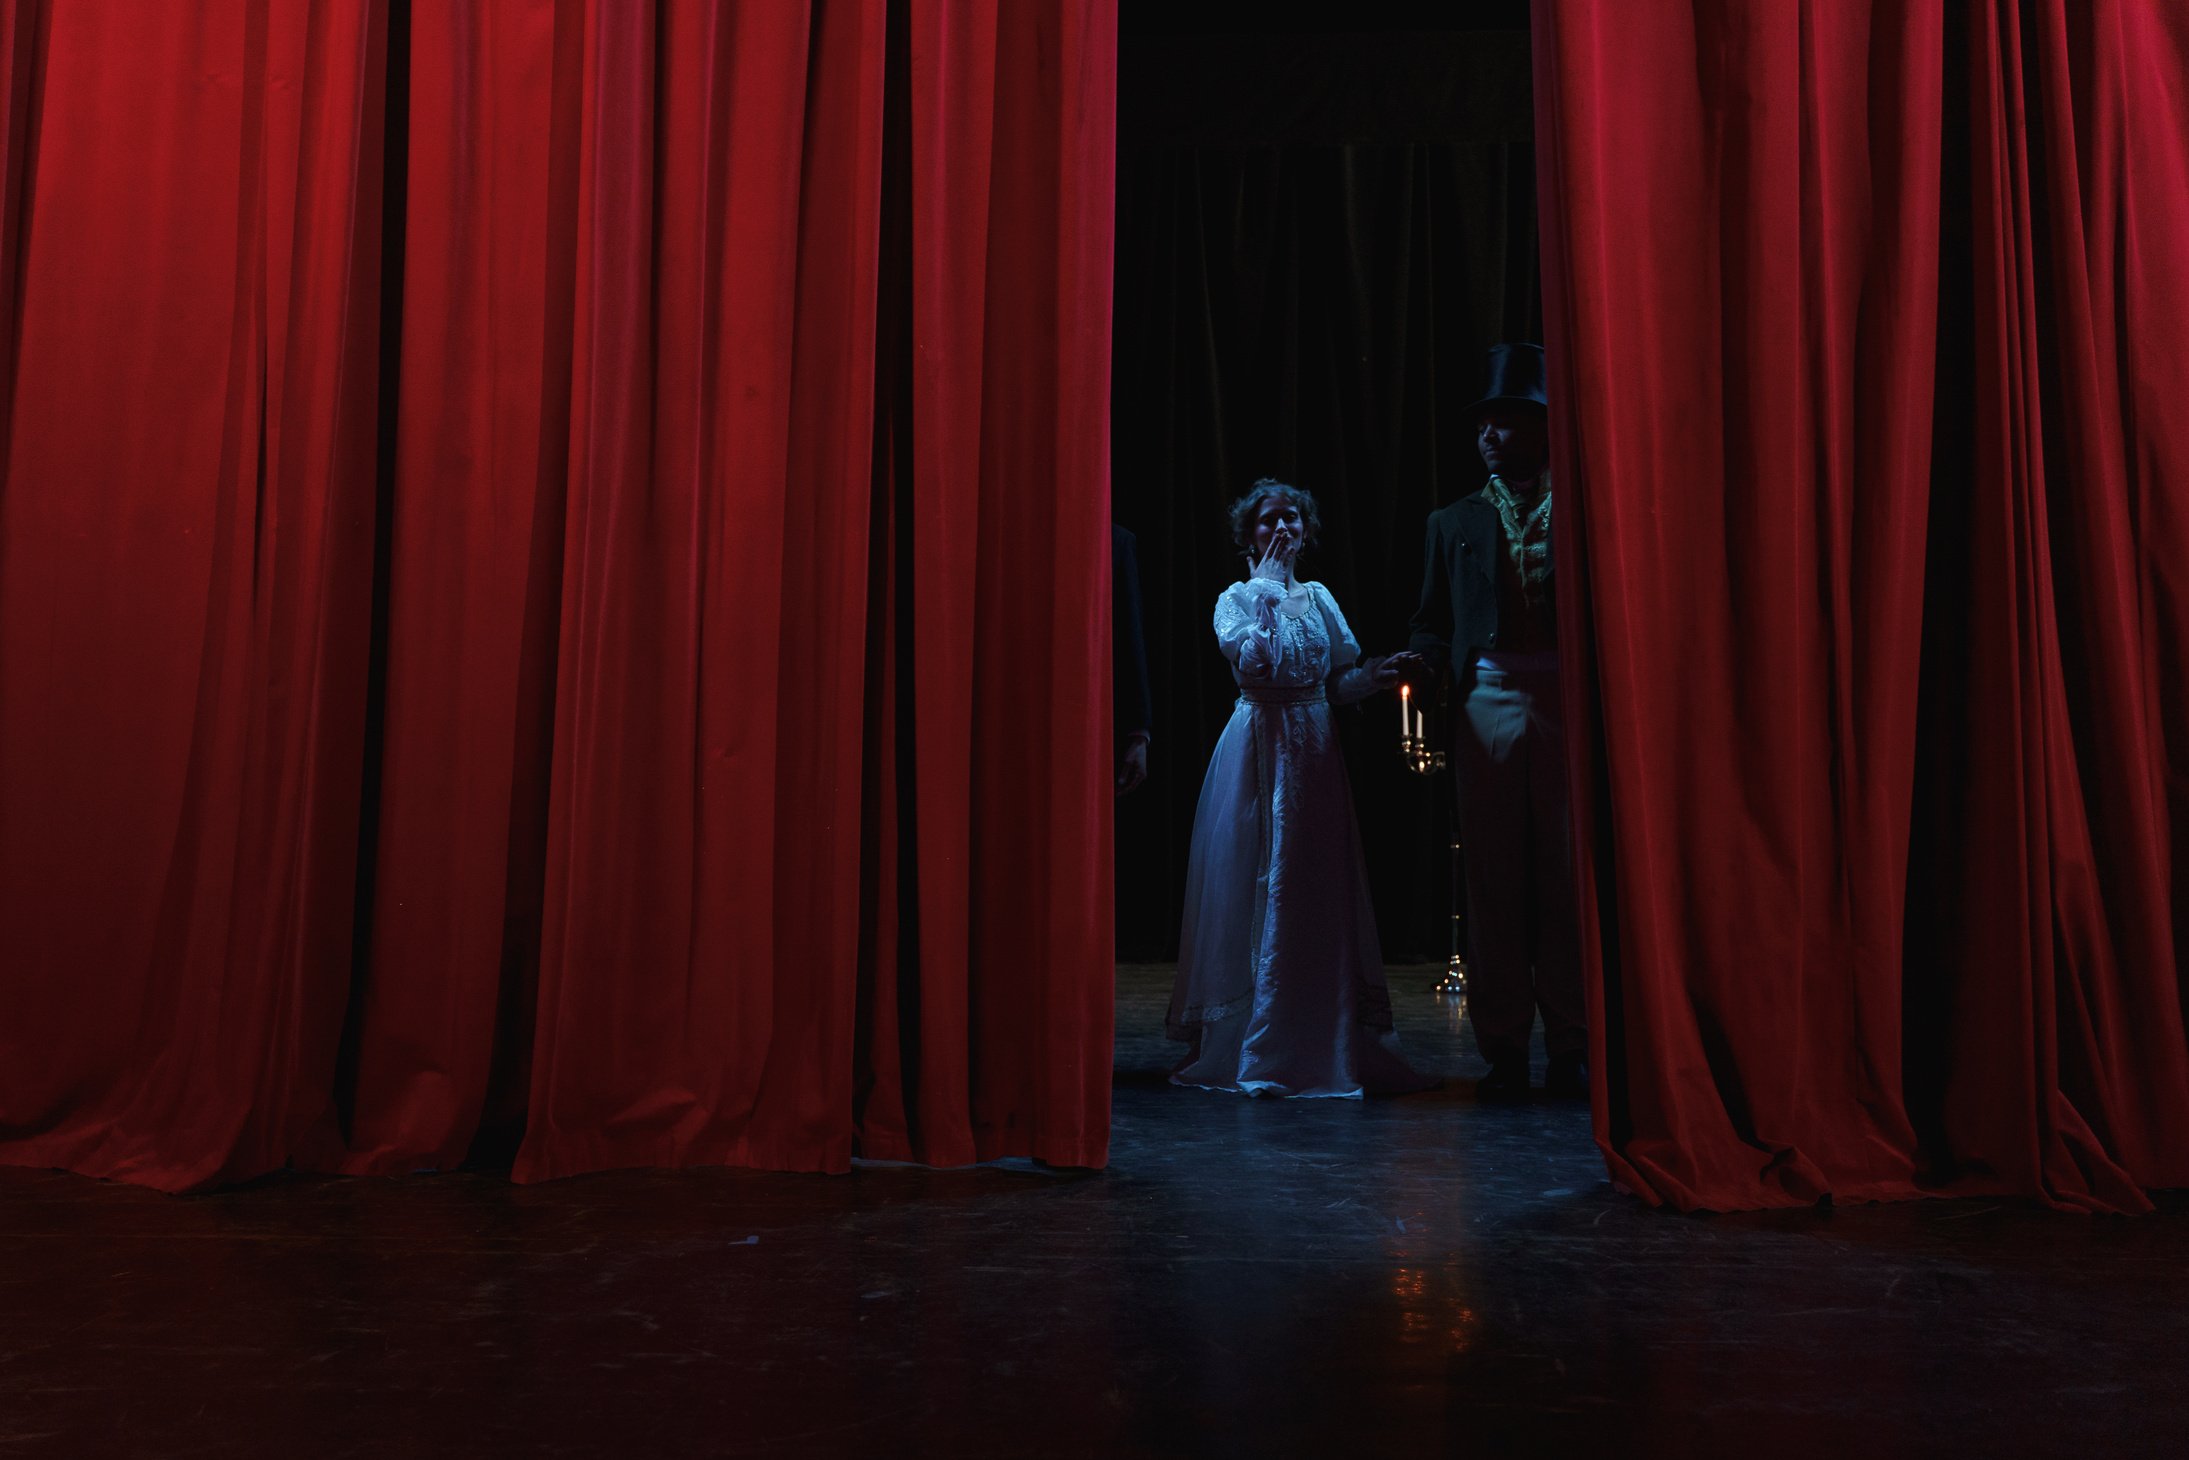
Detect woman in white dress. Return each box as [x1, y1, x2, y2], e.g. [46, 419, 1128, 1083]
[1168, 480, 1435, 1098]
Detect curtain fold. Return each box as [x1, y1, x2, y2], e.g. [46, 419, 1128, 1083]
[853, 0, 1115, 1167]
[507, 0, 887, 1181]
[0, 0, 41, 464]
[1538, 0, 2189, 1212]
[0, 0, 1115, 1192]
[0, 0, 389, 1189]
[300, 0, 569, 1178]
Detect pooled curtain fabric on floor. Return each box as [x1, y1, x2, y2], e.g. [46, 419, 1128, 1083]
[1538, 0, 2189, 1211]
[0, 0, 1116, 1192]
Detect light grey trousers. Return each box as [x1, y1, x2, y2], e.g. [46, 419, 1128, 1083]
[1452, 657, 1585, 1067]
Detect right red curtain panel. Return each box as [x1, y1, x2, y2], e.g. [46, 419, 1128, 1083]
[1535, 0, 2189, 1211]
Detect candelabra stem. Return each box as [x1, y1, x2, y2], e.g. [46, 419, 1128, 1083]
[1436, 835, 1468, 998]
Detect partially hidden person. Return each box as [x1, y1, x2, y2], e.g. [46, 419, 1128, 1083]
[1114, 523, 1153, 796]
[1407, 343, 1586, 1100]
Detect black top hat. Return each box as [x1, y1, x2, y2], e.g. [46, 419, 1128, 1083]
[1464, 342, 1547, 418]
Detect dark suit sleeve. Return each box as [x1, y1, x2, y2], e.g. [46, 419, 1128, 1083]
[1113, 525, 1154, 739]
[1407, 512, 1454, 669]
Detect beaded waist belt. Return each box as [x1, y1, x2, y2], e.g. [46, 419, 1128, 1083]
[1238, 683, 1326, 706]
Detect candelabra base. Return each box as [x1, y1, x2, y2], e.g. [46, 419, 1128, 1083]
[1433, 955, 1468, 999]
[1399, 736, 1447, 775]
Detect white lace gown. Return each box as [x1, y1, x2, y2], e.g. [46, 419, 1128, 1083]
[1167, 577, 1433, 1098]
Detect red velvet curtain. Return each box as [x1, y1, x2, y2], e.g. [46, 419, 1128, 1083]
[1538, 0, 2189, 1211]
[0, 0, 390, 1189]
[0, 0, 1115, 1192]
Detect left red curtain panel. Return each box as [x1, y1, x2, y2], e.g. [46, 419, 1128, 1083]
[0, 1, 390, 1188]
[0, 0, 1118, 1190]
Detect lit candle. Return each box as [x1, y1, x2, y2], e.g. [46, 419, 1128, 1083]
[1400, 683, 1412, 745]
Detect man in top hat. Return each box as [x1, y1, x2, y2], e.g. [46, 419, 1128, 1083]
[1408, 343, 1585, 1099]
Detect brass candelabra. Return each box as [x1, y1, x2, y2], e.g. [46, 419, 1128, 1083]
[1398, 682, 1468, 1000]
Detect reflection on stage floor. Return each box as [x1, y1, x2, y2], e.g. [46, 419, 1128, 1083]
[0, 965, 2182, 1456]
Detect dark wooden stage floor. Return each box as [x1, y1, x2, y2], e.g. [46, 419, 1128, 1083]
[4, 965, 2185, 1457]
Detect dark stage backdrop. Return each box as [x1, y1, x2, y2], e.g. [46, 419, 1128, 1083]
[1112, 20, 1541, 963]
[1541, 0, 2189, 1212]
[0, 0, 1115, 1192]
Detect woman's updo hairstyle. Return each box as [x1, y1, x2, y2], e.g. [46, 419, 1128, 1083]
[1226, 477, 1323, 554]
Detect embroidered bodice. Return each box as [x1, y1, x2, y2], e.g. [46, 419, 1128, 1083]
[1212, 578, 1381, 704]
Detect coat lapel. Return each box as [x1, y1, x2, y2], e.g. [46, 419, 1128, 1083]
[1457, 492, 1498, 584]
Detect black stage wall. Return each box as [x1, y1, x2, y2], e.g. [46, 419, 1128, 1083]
[1113, 4, 1540, 962]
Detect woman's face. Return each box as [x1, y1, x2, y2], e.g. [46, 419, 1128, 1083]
[1251, 495, 1305, 560]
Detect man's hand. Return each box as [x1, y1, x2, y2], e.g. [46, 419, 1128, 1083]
[1116, 735, 1150, 796]
[1371, 650, 1428, 687]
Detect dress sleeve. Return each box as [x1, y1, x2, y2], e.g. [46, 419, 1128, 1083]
[1214, 579, 1287, 680]
[1317, 585, 1380, 706]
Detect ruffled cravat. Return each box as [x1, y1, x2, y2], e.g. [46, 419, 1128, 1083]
[1487, 474, 1553, 609]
